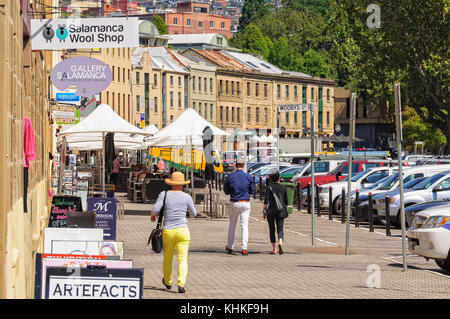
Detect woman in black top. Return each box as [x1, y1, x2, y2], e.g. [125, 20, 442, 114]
[263, 171, 289, 255]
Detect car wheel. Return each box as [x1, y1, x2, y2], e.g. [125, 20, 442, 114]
[395, 204, 414, 228]
[435, 258, 450, 273]
[332, 196, 340, 215]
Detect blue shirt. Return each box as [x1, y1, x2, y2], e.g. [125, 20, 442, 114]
[224, 169, 255, 202]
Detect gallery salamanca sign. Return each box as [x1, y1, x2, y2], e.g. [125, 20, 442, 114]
[31, 17, 139, 50]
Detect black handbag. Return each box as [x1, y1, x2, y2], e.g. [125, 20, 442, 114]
[148, 191, 167, 253]
[269, 186, 289, 218]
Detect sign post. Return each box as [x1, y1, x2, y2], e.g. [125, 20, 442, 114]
[278, 103, 315, 244]
[395, 83, 408, 271]
[345, 93, 356, 255]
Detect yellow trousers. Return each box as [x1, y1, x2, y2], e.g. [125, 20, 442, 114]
[162, 227, 190, 288]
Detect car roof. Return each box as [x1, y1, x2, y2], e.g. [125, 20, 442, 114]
[416, 203, 450, 217]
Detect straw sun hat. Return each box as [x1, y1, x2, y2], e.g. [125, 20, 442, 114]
[165, 172, 191, 186]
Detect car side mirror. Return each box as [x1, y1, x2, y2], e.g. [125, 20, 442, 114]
[361, 178, 368, 184]
[433, 185, 443, 192]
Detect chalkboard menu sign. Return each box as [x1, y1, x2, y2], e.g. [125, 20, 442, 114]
[49, 196, 82, 227]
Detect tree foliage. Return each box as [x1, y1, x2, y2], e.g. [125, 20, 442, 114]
[152, 15, 168, 35]
[238, 0, 271, 32]
[231, 24, 270, 59]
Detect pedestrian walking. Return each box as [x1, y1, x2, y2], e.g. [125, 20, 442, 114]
[263, 172, 288, 255]
[223, 157, 255, 255]
[150, 172, 197, 293]
[110, 155, 120, 186]
[157, 156, 166, 171]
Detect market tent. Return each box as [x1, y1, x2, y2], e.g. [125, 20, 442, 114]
[58, 104, 151, 192]
[146, 108, 230, 148]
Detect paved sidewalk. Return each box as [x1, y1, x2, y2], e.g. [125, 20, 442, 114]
[116, 192, 450, 299]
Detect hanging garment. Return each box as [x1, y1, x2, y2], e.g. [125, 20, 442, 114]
[23, 116, 36, 212]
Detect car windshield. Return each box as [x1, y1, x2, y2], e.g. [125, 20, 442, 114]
[281, 166, 301, 175]
[368, 175, 391, 189]
[350, 170, 371, 182]
[403, 177, 426, 189]
[328, 162, 346, 176]
[378, 174, 398, 190]
[411, 173, 445, 190]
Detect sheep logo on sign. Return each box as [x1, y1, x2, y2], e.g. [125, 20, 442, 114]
[42, 25, 55, 43]
[56, 24, 69, 42]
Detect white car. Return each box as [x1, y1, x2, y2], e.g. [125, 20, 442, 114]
[374, 170, 450, 227]
[318, 166, 398, 212]
[292, 160, 342, 183]
[408, 205, 450, 273]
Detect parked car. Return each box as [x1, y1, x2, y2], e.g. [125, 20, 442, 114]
[406, 200, 450, 226]
[247, 162, 270, 173]
[408, 205, 450, 273]
[294, 160, 391, 190]
[280, 165, 305, 183]
[292, 159, 343, 184]
[317, 166, 398, 213]
[373, 170, 450, 227]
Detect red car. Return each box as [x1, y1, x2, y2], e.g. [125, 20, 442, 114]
[295, 160, 391, 189]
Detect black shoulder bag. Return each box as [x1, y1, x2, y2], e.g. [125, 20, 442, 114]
[270, 185, 289, 219]
[147, 191, 167, 253]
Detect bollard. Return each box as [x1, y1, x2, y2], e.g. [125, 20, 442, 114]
[259, 176, 263, 201]
[316, 185, 321, 217]
[328, 186, 333, 220]
[219, 173, 222, 191]
[385, 195, 391, 236]
[214, 172, 217, 190]
[209, 181, 213, 220]
[307, 183, 311, 214]
[368, 193, 374, 232]
[341, 188, 345, 224]
[297, 183, 301, 211]
[355, 190, 360, 228]
[253, 176, 256, 199]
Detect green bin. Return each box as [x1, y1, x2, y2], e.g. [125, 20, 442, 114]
[280, 182, 295, 214]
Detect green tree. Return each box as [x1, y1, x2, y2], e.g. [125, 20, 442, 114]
[281, 0, 331, 15]
[301, 49, 329, 78]
[238, 0, 271, 32]
[268, 37, 296, 70]
[232, 24, 270, 59]
[402, 106, 446, 153]
[332, 0, 450, 151]
[152, 15, 168, 35]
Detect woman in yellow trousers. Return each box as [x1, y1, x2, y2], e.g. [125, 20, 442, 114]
[151, 172, 197, 293]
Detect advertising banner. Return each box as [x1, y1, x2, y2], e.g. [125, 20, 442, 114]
[51, 105, 81, 124]
[36, 255, 133, 299]
[88, 197, 117, 240]
[44, 267, 143, 299]
[31, 17, 139, 50]
[43, 227, 104, 254]
[48, 196, 83, 228]
[51, 56, 112, 96]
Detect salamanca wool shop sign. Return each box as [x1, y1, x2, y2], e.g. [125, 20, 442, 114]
[31, 17, 139, 50]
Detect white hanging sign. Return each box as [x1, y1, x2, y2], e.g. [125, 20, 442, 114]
[31, 17, 139, 50]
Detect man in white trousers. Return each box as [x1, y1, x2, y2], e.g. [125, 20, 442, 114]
[223, 157, 255, 255]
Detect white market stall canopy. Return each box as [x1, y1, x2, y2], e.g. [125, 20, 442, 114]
[146, 108, 230, 148]
[58, 104, 151, 150]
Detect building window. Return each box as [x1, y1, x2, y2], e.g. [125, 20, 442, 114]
[204, 77, 207, 92]
[231, 81, 235, 95]
[136, 95, 140, 112]
[210, 78, 213, 92]
[226, 106, 229, 122]
[277, 84, 281, 98]
[319, 87, 323, 101]
[187, 19, 191, 26]
[285, 85, 289, 99]
[170, 92, 173, 107]
[199, 21, 203, 28]
[178, 92, 181, 108]
[219, 80, 223, 95]
[302, 111, 307, 132]
[170, 76, 174, 86]
[210, 103, 213, 119]
[232, 107, 235, 123]
[285, 112, 289, 124]
[170, 115, 174, 122]
[264, 108, 268, 123]
[327, 89, 330, 101]
[264, 84, 268, 98]
[199, 77, 202, 91]
[193, 76, 196, 91]
[118, 93, 121, 115]
[193, 102, 196, 111]
[112, 92, 115, 108]
[237, 107, 240, 123]
[225, 80, 229, 94]
[237, 82, 240, 96]
[327, 111, 330, 126]
[210, 21, 214, 28]
[174, 18, 178, 25]
[221, 22, 225, 29]
[107, 91, 109, 105]
[247, 107, 250, 123]
[199, 103, 202, 116]
[255, 83, 259, 97]
[247, 82, 250, 96]
[294, 112, 298, 124]
[178, 76, 182, 86]
[256, 107, 259, 123]
[294, 86, 298, 99]
[112, 66, 115, 81]
[311, 87, 315, 101]
[302, 85, 307, 102]
[154, 97, 158, 113]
